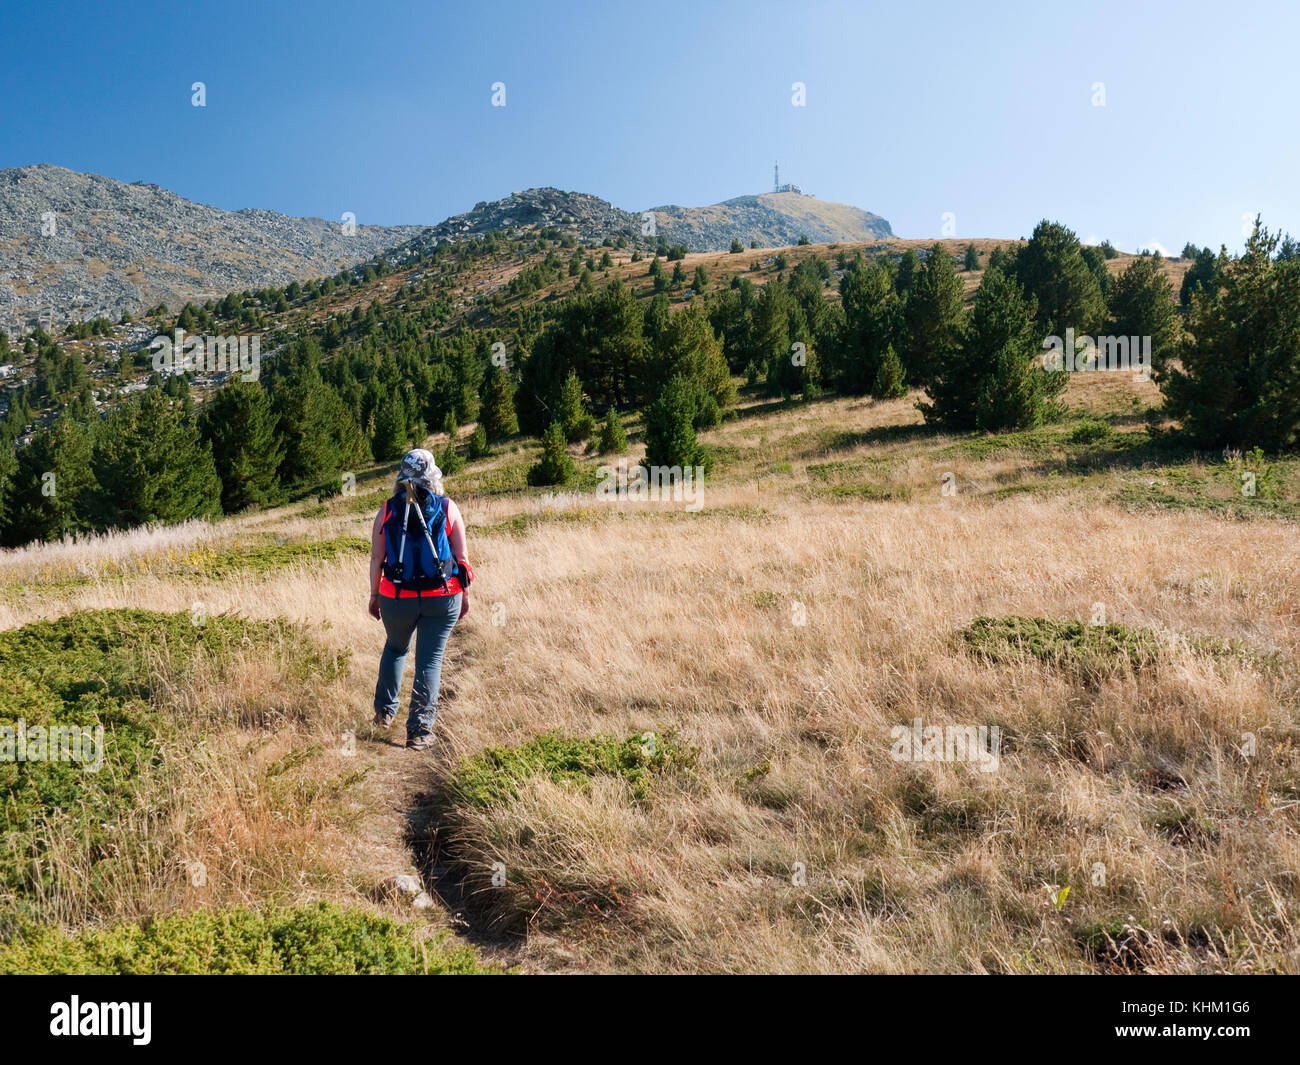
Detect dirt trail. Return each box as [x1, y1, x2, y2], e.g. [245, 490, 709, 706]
[345, 638, 526, 972]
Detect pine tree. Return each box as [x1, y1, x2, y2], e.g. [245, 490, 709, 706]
[479, 363, 519, 441]
[902, 244, 965, 386]
[438, 429, 465, 476]
[587, 279, 645, 409]
[526, 421, 576, 486]
[1107, 254, 1178, 372]
[964, 243, 980, 271]
[598, 407, 628, 455]
[1179, 246, 1219, 308]
[643, 291, 671, 346]
[370, 392, 409, 461]
[1161, 219, 1300, 450]
[1008, 220, 1106, 335]
[467, 423, 489, 460]
[1081, 244, 1114, 302]
[693, 264, 709, 292]
[871, 344, 908, 399]
[555, 369, 596, 442]
[643, 375, 709, 470]
[752, 279, 792, 394]
[0, 431, 14, 541]
[199, 380, 283, 513]
[90, 391, 223, 528]
[450, 342, 482, 424]
[922, 267, 1065, 432]
[835, 257, 898, 394]
[649, 303, 737, 414]
[896, 249, 921, 296]
[270, 374, 342, 487]
[330, 392, 370, 469]
[6, 413, 96, 544]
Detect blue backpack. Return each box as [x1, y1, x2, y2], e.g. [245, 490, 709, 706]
[382, 488, 457, 592]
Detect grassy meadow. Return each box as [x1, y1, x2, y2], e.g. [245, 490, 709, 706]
[2, 367, 1298, 973]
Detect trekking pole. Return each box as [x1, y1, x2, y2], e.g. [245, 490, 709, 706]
[395, 484, 413, 585]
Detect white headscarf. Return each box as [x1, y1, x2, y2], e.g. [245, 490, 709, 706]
[397, 448, 444, 495]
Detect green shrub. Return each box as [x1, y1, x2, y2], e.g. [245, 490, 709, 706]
[958, 615, 1240, 680]
[0, 902, 496, 975]
[446, 730, 689, 808]
[1070, 419, 1114, 444]
[0, 610, 346, 916]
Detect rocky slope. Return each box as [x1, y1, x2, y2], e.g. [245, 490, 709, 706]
[387, 187, 894, 258]
[0, 168, 894, 334]
[0, 165, 424, 334]
[385, 187, 646, 260]
[648, 191, 893, 250]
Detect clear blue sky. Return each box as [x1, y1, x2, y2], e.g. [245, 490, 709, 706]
[2, 0, 1295, 253]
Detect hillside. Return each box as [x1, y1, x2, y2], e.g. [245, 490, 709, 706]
[4, 368, 1300, 974]
[0, 225, 1190, 430]
[0, 183, 1295, 974]
[649, 191, 893, 250]
[0, 165, 425, 334]
[384, 187, 646, 260]
[0, 172, 896, 334]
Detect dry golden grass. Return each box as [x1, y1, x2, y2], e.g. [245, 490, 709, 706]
[4, 377, 1299, 973]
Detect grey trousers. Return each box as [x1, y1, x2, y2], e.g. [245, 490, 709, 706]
[374, 592, 461, 736]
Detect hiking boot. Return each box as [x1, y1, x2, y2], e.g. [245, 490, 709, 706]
[405, 733, 435, 751]
[373, 710, 395, 728]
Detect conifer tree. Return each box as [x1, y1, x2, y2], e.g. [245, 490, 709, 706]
[90, 391, 223, 528]
[1161, 219, 1300, 449]
[597, 407, 628, 455]
[649, 303, 737, 414]
[902, 244, 965, 386]
[526, 421, 576, 486]
[1179, 246, 1219, 309]
[643, 374, 709, 470]
[370, 390, 409, 461]
[871, 344, 908, 400]
[835, 257, 899, 394]
[199, 379, 283, 513]
[922, 268, 1065, 432]
[1106, 254, 1178, 370]
[555, 369, 596, 442]
[479, 363, 519, 442]
[438, 421, 465, 475]
[7, 413, 96, 543]
[1008, 220, 1106, 335]
[0, 432, 14, 540]
[467, 423, 489, 460]
[270, 370, 342, 487]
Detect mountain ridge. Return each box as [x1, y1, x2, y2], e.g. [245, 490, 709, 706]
[0, 166, 893, 330]
[0, 164, 424, 334]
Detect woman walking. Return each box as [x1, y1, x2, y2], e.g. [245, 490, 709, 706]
[369, 448, 472, 750]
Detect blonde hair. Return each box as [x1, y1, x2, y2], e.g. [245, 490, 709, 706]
[395, 473, 445, 501]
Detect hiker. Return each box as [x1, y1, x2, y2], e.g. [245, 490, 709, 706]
[369, 448, 473, 750]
